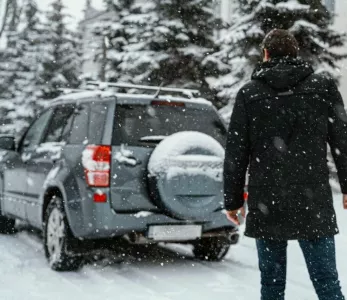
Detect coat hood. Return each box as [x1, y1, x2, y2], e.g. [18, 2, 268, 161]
[251, 58, 314, 91]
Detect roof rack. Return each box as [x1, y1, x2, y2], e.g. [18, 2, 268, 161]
[87, 81, 200, 98]
[58, 88, 91, 94]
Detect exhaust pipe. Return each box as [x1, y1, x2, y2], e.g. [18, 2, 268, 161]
[229, 231, 240, 245]
[125, 232, 151, 244]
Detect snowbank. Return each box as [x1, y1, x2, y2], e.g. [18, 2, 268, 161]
[0, 194, 345, 299]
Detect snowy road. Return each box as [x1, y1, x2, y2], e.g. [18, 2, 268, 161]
[0, 194, 346, 300]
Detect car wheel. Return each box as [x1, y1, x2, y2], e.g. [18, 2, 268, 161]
[0, 215, 15, 234]
[193, 238, 231, 262]
[0, 176, 15, 234]
[43, 197, 83, 271]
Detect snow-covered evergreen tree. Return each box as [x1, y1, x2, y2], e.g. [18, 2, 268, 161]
[0, 34, 18, 132]
[213, 0, 346, 116]
[114, 0, 159, 85]
[39, 0, 81, 100]
[6, 1, 46, 133]
[0, 0, 48, 134]
[92, 0, 223, 105]
[92, 0, 134, 83]
[0, 0, 82, 133]
[0, 0, 10, 39]
[0, 0, 26, 133]
[151, 0, 222, 95]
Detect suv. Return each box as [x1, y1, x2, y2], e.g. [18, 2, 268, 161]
[0, 85, 239, 271]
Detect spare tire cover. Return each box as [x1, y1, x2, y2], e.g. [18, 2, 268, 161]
[148, 131, 224, 221]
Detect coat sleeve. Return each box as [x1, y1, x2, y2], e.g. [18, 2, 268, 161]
[224, 89, 250, 211]
[327, 79, 347, 194]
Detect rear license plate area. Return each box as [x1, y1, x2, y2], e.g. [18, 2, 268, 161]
[147, 225, 202, 241]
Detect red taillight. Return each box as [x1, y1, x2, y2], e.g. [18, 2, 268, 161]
[244, 192, 248, 201]
[93, 193, 107, 203]
[82, 145, 111, 187]
[151, 100, 185, 107]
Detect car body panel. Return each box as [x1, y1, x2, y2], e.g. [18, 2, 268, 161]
[111, 146, 157, 213]
[0, 92, 237, 242]
[25, 144, 63, 227]
[2, 151, 28, 220]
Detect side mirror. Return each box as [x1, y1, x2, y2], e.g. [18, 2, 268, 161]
[0, 135, 16, 151]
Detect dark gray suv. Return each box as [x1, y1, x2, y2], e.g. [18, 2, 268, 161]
[0, 87, 239, 271]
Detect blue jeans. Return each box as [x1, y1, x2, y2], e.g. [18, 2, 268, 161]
[256, 237, 345, 300]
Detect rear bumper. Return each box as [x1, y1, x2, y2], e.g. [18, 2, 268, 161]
[69, 201, 237, 240]
[64, 184, 237, 241]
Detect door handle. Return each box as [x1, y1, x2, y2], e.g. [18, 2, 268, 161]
[123, 157, 142, 167]
[115, 151, 141, 167]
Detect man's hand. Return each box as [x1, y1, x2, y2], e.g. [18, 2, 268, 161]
[226, 207, 246, 225]
[344, 194, 347, 209]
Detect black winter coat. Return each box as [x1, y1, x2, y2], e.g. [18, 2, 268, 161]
[224, 58, 347, 240]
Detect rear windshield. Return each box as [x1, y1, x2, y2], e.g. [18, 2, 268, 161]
[113, 104, 227, 147]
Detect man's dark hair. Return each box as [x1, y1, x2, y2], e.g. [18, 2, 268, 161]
[261, 29, 299, 59]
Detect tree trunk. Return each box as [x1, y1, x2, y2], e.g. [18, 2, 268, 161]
[100, 36, 107, 82]
[8, 0, 17, 31]
[0, 0, 9, 40]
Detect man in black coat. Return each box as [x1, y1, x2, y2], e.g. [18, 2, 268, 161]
[224, 29, 346, 300]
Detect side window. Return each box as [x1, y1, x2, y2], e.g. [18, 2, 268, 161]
[69, 104, 89, 144]
[43, 105, 75, 143]
[61, 109, 75, 142]
[89, 102, 109, 144]
[21, 110, 52, 151]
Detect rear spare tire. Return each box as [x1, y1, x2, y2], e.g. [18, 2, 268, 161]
[148, 131, 224, 221]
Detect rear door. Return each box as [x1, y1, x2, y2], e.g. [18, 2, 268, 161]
[111, 104, 157, 213]
[25, 105, 75, 227]
[3, 109, 52, 220]
[110, 101, 227, 213]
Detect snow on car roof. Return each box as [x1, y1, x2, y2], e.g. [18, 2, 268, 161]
[54, 91, 115, 103]
[115, 93, 212, 106]
[54, 90, 212, 107]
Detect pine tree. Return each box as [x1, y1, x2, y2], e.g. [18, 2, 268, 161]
[92, 0, 135, 83]
[0, 0, 23, 40]
[0, 0, 24, 133]
[39, 0, 81, 100]
[0, 0, 10, 39]
[0, 0, 47, 134]
[212, 0, 346, 115]
[0, 36, 18, 132]
[105, 0, 163, 85]
[92, 0, 223, 105]
[151, 0, 222, 90]
[7, 1, 46, 133]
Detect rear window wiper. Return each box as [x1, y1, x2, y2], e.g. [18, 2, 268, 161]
[139, 136, 167, 143]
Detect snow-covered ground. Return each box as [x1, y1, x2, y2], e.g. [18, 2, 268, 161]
[0, 194, 346, 300]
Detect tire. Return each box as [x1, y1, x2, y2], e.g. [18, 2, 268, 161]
[193, 238, 231, 262]
[43, 197, 83, 271]
[0, 215, 15, 234]
[148, 131, 225, 221]
[0, 176, 15, 234]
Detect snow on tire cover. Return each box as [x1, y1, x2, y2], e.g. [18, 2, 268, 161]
[148, 131, 224, 220]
